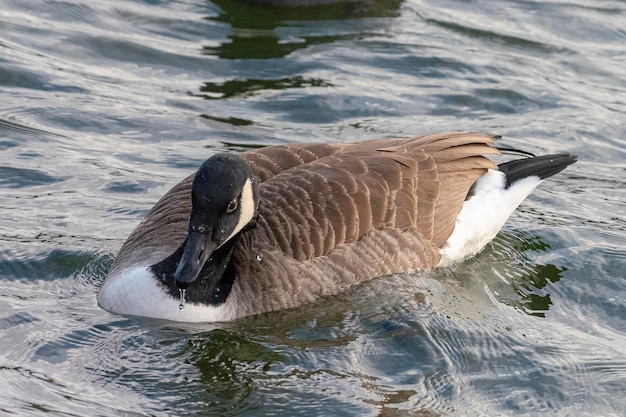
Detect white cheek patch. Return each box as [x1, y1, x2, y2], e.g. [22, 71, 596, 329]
[222, 178, 256, 244]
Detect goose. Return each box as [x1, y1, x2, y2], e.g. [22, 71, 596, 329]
[97, 133, 577, 322]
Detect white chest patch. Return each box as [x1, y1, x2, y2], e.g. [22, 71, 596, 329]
[97, 267, 235, 322]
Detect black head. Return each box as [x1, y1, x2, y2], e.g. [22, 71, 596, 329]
[174, 153, 259, 289]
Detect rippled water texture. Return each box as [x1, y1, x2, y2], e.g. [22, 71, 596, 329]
[1, 0, 625, 415]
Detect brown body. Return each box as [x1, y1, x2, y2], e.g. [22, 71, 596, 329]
[105, 133, 500, 319]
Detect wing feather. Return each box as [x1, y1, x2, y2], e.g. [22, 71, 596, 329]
[253, 133, 500, 261]
[111, 133, 501, 278]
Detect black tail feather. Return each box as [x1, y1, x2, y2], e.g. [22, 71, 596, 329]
[498, 154, 578, 188]
[496, 146, 537, 158]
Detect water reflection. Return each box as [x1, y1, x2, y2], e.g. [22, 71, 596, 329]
[448, 231, 567, 318]
[194, 76, 333, 100]
[181, 306, 435, 415]
[173, 310, 365, 415]
[195, 0, 402, 127]
[511, 263, 565, 317]
[203, 0, 401, 60]
[178, 329, 279, 414]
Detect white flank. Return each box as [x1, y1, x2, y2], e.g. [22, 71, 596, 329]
[438, 169, 543, 267]
[97, 267, 235, 322]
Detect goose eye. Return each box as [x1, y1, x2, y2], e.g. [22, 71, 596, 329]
[226, 199, 238, 213]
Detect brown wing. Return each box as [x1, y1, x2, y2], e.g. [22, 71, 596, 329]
[107, 173, 194, 277]
[226, 133, 501, 315]
[240, 143, 338, 182]
[251, 133, 499, 262]
[109, 133, 499, 278]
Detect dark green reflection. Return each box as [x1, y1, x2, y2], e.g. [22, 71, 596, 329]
[448, 231, 568, 318]
[491, 233, 566, 317]
[211, 0, 402, 27]
[180, 328, 281, 414]
[194, 76, 332, 99]
[204, 0, 402, 60]
[510, 263, 565, 318]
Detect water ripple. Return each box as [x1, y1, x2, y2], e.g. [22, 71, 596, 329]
[424, 18, 568, 54]
[0, 166, 66, 189]
[0, 0, 624, 415]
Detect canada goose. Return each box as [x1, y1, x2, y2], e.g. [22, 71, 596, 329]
[98, 133, 577, 322]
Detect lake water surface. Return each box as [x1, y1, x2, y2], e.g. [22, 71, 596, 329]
[1, 0, 625, 415]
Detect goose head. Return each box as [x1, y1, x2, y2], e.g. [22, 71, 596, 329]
[174, 153, 259, 290]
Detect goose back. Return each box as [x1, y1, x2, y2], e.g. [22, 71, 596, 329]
[106, 133, 501, 317]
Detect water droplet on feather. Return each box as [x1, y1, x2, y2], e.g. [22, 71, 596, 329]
[178, 288, 187, 311]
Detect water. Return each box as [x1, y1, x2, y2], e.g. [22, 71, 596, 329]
[1, 0, 625, 415]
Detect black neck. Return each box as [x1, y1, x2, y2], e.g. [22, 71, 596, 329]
[151, 238, 237, 306]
